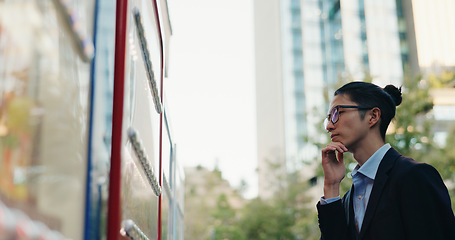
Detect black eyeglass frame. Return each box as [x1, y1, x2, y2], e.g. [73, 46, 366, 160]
[324, 105, 373, 128]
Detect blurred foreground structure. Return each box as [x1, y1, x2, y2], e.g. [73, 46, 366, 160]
[0, 0, 184, 239]
[254, 0, 455, 199]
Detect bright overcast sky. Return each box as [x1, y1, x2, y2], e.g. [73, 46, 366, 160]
[166, 0, 257, 198]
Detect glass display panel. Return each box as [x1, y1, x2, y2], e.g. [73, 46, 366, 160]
[119, 0, 163, 238]
[0, 1, 93, 239]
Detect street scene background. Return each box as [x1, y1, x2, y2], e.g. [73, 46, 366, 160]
[166, 0, 455, 239]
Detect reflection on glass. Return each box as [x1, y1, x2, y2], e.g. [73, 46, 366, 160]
[0, 1, 92, 239]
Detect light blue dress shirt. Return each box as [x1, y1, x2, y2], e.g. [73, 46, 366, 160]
[320, 143, 391, 232]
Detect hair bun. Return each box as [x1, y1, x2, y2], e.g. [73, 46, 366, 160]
[383, 85, 402, 106]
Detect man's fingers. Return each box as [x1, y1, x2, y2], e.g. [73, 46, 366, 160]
[337, 150, 344, 164]
[322, 145, 345, 164]
[325, 142, 348, 153]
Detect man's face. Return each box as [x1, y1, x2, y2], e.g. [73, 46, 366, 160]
[325, 94, 370, 150]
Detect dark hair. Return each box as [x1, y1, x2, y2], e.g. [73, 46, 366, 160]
[334, 81, 402, 140]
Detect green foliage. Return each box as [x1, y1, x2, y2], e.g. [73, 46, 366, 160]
[201, 166, 321, 240]
[233, 171, 321, 240]
[386, 74, 434, 159]
[184, 167, 246, 240]
[385, 74, 455, 181]
[210, 194, 247, 240]
[418, 71, 455, 210]
[427, 70, 455, 88]
[433, 126, 455, 179]
[239, 198, 295, 240]
[213, 194, 236, 223]
[211, 225, 247, 240]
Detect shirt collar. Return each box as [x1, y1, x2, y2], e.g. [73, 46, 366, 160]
[351, 143, 391, 180]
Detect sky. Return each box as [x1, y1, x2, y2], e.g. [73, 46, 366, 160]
[165, 0, 258, 198]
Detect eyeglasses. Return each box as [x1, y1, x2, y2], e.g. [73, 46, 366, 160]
[324, 105, 373, 129]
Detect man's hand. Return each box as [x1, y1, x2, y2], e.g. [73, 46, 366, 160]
[321, 142, 348, 198]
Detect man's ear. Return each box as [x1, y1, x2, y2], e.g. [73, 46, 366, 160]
[369, 107, 381, 128]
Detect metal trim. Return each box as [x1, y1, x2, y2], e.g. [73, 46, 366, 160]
[121, 219, 151, 240]
[128, 128, 162, 196]
[132, 8, 162, 114]
[51, 0, 95, 62]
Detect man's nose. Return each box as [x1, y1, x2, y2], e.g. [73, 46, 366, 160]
[325, 119, 334, 132]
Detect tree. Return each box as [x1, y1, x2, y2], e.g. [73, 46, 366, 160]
[184, 166, 249, 240]
[211, 194, 246, 240]
[427, 70, 455, 88]
[386, 74, 434, 159]
[236, 170, 320, 240]
[239, 198, 297, 240]
[184, 166, 246, 240]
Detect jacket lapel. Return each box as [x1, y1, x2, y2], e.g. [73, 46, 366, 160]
[344, 186, 359, 239]
[358, 148, 401, 239]
[343, 186, 352, 223]
[349, 188, 359, 239]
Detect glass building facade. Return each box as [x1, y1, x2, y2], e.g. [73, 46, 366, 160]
[280, 0, 306, 170]
[280, 0, 330, 169]
[322, 0, 405, 87]
[321, 0, 345, 88]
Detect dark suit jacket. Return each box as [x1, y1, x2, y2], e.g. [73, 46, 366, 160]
[317, 148, 455, 240]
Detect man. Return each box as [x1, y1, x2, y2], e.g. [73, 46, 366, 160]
[317, 81, 455, 240]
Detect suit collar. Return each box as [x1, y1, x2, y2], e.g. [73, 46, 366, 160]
[358, 148, 401, 239]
